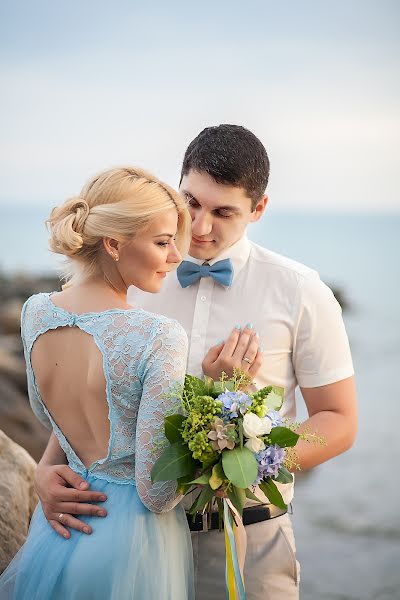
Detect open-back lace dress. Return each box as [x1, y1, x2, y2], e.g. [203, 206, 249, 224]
[0, 292, 194, 599]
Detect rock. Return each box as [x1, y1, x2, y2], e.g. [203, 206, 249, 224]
[0, 376, 49, 463]
[0, 350, 26, 392]
[0, 299, 23, 335]
[330, 285, 349, 312]
[0, 430, 38, 574]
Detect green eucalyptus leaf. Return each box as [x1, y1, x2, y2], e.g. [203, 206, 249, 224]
[189, 485, 214, 515]
[213, 380, 235, 395]
[264, 387, 284, 411]
[189, 473, 211, 485]
[275, 466, 293, 484]
[164, 414, 185, 443]
[222, 446, 258, 489]
[176, 472, 197, 495]
[258, 478, 287, 510]
[245, 488, 264, 503]
[151, 443, 196, 482]
[268, 427, 299, 448]
[227, 486, 246, 516]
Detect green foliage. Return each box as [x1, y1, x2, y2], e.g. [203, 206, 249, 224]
[245, 488, 264, 503]
[189, 485, 214, 515]
[213, 379, 235, 394]
[180, 392, 221, 465]
[189, 473, 211, 485]
[275, 466, 293, 484]
[176, 472, 197, 495]
[164, 414, 186, 443]
[151, 442, 197, 482]
[183, 374, 210, 401]
[259, 478, 287, 510]
[268, 426, 299, 447]
[265, 387, 284, 411]
[227, 485, 247, 516]
[250, 385, 272, 416]
[250, 385, 284, 415]
[222, 447, 258, 489]
[209, 462, 225, 490]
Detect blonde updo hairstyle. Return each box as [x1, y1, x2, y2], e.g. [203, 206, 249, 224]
[47, 166, 191, 287]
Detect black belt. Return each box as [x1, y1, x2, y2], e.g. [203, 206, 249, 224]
[187, 504, 287, 532]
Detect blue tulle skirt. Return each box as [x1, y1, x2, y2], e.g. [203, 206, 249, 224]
[0, 474, 194, 599]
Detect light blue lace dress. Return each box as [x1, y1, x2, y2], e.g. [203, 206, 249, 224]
[0, 293, 194, 600]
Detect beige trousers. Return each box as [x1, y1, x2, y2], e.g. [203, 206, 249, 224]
[191, 513, 300, 600]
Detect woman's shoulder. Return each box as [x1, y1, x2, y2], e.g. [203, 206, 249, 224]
[129, 308, 187, 342]
[21, 292, 52, 322]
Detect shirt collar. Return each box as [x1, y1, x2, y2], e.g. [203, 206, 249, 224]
[185, 235, 251, 283]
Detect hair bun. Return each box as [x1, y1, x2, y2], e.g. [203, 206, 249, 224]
[47, 196, 91, 257]
[69, 198, 90, 230]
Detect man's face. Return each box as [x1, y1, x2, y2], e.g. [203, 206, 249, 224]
[180, 170, 267, 260]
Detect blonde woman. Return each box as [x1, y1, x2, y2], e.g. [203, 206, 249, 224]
[0, 167, 194, 599]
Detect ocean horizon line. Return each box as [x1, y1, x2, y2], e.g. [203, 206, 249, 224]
[2, 204, 400, 218]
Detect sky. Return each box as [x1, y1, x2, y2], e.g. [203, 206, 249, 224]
[0, 0, 399, 213]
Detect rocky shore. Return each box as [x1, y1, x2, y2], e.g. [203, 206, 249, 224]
[0, 273, 61, 462]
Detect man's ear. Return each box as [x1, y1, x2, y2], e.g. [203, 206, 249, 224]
[250, 195, 268, 223]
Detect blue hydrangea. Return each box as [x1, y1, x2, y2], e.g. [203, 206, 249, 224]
[266, 410, 284, 427]
[217, 391, 252, 421]
[254, 445, 286, 482]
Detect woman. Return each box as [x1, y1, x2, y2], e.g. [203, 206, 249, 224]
[0, 166, 194, 599]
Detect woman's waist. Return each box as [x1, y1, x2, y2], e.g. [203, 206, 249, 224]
[70, 462, 137, 487]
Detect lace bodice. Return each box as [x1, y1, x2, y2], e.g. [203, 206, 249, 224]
[21, 293, 188, 513]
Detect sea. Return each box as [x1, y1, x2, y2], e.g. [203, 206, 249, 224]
[2, 207, 400, 600]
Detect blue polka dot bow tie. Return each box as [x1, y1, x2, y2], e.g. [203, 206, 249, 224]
[177, 259, 233, 288]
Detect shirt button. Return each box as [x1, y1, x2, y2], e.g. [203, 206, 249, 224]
[201, 296, 206, 301]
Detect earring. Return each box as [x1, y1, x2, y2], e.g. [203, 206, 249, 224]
[111, 252, 119, 262]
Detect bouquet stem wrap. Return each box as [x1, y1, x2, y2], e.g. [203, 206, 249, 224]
[224, 499, 246, 600]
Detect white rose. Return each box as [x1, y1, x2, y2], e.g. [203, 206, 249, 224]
[245, 437, 266, 453]
[243, 412, 272, 438]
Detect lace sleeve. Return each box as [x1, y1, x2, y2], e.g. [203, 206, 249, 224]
[135, 318, 188, 513]
[21, 298, 52, 431]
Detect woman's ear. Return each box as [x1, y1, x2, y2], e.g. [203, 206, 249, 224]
[103, 237, 120, 260]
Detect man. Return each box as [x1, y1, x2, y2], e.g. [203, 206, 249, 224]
[35, 125, 357, 599]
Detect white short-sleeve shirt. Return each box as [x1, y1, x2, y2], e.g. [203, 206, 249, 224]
[128, 235, 353, 418]
[128, 235, 354, 504]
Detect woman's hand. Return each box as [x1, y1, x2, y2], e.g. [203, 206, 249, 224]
[202, 324, 262, 381]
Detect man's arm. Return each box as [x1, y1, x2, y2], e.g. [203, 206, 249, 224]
[35, 432, 108, 538]
[293, 376, 357, 471]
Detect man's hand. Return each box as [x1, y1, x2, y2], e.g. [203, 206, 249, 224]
[35, 463, 108, 539]
[202, 324, 262, 381]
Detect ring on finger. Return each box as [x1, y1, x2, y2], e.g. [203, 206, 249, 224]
[242, 357, 252, 365]
[58, 513, 65, 522]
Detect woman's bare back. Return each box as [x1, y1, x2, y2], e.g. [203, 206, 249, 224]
[32, 325, 110, 468]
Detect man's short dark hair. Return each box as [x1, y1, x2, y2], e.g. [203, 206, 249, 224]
[181, 124, 270, 209]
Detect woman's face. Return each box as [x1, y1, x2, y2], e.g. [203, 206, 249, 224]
[116, 208, 182, 293]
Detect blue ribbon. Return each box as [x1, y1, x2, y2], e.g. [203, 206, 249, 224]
[224, 500, 246, 600]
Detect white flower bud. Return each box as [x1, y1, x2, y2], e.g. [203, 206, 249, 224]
[245, 437, 266, 453]
[243, 412, 272, 438]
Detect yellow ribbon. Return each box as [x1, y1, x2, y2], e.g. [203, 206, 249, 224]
[223, 500, 247, 599]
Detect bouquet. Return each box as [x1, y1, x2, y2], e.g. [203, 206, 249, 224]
[151, 370, 315, 599]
